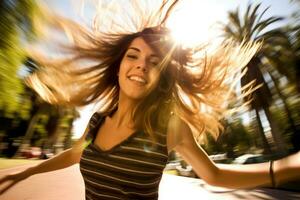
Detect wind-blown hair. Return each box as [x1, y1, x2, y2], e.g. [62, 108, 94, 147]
[27, 0, 259, 142]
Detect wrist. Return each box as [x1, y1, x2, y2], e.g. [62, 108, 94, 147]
[21, 166, 36, 179]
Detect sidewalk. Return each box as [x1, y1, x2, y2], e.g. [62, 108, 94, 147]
[0, 163, 300, 200]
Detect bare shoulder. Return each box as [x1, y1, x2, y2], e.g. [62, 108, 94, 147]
[166, 114, 194, 153]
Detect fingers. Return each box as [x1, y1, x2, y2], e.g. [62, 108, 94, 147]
[0, 181, 17, 195]
[0, 174, 19, 195]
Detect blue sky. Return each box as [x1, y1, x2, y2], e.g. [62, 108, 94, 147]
[45, 0, 298, 46]
[45, 0, 298, 24]
[215, 0, 298, 27]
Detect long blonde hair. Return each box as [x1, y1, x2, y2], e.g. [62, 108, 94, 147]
[27, 0, 259, 142]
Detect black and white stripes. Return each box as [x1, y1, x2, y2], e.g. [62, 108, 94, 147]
[79, 112, 169, 200]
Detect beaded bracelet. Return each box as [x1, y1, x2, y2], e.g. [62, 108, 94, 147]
[269, 160, 276, 188]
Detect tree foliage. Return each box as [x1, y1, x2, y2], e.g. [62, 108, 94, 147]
[222, 3, 298, 154]
[0, 0, 42, 117]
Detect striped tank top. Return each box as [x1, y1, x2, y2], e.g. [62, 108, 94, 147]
[79, 112, 169, 200]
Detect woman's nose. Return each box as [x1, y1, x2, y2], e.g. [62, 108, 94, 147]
[136, 60, 148, 72]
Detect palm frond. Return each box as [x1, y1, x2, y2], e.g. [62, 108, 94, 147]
[223, 25, 241, 41]
[247, 3, 261, 34]
[254, 6, 270, 26]
[256, 28, 288, 43]
[228, 9, 242, 35]
[252, 16, 284, 39]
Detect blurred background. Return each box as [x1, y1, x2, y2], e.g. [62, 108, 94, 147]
[0, 0, 299, 191]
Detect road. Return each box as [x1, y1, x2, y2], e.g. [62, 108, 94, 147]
[0, 163, 299, 200]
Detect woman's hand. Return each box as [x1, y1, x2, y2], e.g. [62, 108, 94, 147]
[0, 170, 29, 195]
[274, 151, 300, 186]
[289, 151, 300, 169]
[0, 132, 89, 195]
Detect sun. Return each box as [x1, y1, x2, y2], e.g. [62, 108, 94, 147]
[166, 0, 220, 47]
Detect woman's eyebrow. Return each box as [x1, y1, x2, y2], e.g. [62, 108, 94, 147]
[128, 47, 159, 58]
[128, 47, 141, 52]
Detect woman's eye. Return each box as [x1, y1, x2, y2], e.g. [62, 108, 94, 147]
[127, 54, 137, 59]
[150, 62, 159, 66]
[149, 59, 160, 66]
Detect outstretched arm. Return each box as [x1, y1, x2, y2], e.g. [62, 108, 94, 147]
[0, 126, 90, 194]
[167, 115, 300, 189]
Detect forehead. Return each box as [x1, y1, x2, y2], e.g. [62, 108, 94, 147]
[128, 37, 157, 56]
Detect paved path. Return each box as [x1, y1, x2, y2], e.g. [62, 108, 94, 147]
[0, 163, 299, 200]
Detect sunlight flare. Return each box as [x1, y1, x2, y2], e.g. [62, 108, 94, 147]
[167, 0, 220, 47]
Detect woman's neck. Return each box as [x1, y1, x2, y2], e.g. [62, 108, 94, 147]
[112, 95, 138, 129]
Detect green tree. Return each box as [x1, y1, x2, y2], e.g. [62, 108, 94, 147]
[286, 0, 300, 151]
[14, 58, 79, 156]
[222, 3, 294, 155]
[0, 0, 41, 117]
[289, 1, 300, 93]
[203, 118, 255, 159]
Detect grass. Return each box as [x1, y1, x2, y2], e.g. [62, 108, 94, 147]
[163, 169, 179, 175]
[0, 158, 41, 169]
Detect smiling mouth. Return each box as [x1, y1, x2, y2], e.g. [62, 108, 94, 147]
[128, 76, 147, 85]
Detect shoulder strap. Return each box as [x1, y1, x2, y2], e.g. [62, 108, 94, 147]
[86, 112, 104, 140]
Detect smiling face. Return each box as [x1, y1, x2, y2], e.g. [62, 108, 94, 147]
[118, 37, 161, 101]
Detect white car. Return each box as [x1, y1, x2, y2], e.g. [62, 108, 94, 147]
[232, 154, 267, 164]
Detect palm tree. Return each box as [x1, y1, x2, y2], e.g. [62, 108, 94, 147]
[222, 3, 294, 155]
[289, 2, 300, 93]
[287, 0, 300, 152]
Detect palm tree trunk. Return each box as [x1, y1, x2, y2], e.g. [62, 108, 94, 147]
[254, 108, 272, 154]
[296, 59, 300, 94]
[263, 106, 288, 155]
[13, 112, 40, 157]
[268, 72, 300, 152]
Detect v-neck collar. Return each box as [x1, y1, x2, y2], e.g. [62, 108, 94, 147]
[90, 111, 141, 153]
[92, 130, 140, 154]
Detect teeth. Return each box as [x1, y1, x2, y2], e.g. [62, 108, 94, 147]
[128, 76, 146, 84]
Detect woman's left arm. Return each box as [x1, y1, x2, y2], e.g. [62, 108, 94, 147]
[215, 152, 300, 188]
[167, 115, 300, 189]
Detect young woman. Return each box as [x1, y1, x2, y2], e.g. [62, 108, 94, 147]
[1, 1, 299, 199]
